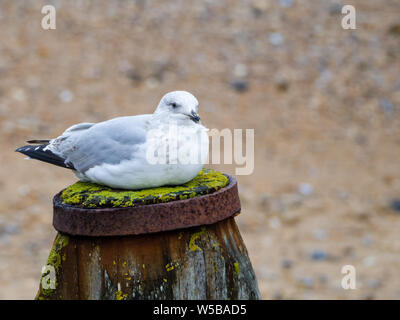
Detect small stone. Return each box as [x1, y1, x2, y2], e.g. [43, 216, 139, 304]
[230, 80, 249, 93]
[5, 223, 19, 235]
[310, 249, 327, 261]
[363, 235, 373, 246]
[145, 77, 159, 89]
[275, 78, 289, 92]
[269, 217, 281, 229]
[379, 99, 393, 115]
[268, 33, 284, 46]
[18, 185, 31, 196]
[233, 64, 248, 78]
[12, 88, 26, 102]
[59, 90, 74, 103]
[281, 259, 293, 269]
[279, 0, 293, 7]
[251, 0, 269, 16]
[342, 246, 355, 258]
[366, 279, 381, 289]
[328, 3, 342, 15]
[390, 199, 400, 212]
[0, 234, 11, 246]
[298, 183, 313, 196]
[388, 24, 400, 36]
[313, 228, 327, 241]
[126, 70, 143, 83]
[363, 256, 376, 267]
[299, 276, 314, 288]
[318, 274, 328, 284]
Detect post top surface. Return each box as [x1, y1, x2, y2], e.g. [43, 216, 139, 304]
[53, 172, 241, 236]
[60, 169, 228, 209]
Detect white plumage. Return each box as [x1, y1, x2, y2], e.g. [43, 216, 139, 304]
[17, 91, 209, 190]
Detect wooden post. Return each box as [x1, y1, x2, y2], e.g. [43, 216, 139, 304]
[36, 170, 261, 300]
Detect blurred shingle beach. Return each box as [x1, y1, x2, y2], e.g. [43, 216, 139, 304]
[0, 0, 400, 299]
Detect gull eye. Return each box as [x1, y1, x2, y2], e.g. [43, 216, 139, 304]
[170, 102, 177, 108]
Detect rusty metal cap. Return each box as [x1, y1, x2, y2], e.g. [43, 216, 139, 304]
[53, 174, 241, 236]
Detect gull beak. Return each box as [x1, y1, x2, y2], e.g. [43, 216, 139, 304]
[189, 110, 201, 123]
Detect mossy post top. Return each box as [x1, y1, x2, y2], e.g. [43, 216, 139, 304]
[60, 169, 228, 209]
[53, 169, 241, 236]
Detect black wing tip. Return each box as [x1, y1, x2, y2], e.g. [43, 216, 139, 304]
[15, 146, 27, 153]
[15, 144, 74, 170]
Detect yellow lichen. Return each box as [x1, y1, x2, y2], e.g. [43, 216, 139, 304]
[189, 228, 206, 252]
[234, 261, 240, 275]
[165, 261, 179, 272]
[35, 233, 70, 299]
[60, 169, 229, 208]
[116, 291, 128, 300]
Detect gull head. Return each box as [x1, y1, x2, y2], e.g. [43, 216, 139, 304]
[154, 91, 201, 123]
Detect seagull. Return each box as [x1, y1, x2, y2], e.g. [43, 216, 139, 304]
[16, 91, 209, 189]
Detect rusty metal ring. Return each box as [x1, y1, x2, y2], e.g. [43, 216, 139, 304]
[52, 174, 241, 236]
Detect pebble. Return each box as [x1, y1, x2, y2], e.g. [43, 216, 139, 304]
[18, 185, 31, 196]
[318, 274, 328, 284]
[390, 199, 400, 212]
[233, 64, 248, 78]
[1, 234, 11, 246]
[59, 90, 74, 103]
[328, 3, 342, 15]
[310, 249, 327, 261]
[363, 256, 376, 267]
[281, 259, 293, 269]
[389, 24, 400, 36]
[299, 276, 314, 288]
[312, 228, 327, 241]
[269, 217, 281, 229]
[280, 0, 293, 8]
[12, 88, 26, 102]
[4, 223, 20, 235]
[268, 32, 284, 46]
[230, 79, 249, 93]
[366, 279, 381, 289]
[298, 183, 313, 196]
[251, 0, 269, 15]
[379, 99, 393, 115]
[126, 69, 142, 83]
[275, 78, 290, 92]
[363, 235, 373, 247]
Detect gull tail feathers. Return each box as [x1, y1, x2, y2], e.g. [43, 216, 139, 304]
[26, 139, 51, 144]
[15, 144, 74, 170]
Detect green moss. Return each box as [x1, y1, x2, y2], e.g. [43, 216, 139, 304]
[36, 233, 70, 299]
[189, 228, 206, 252]
[60, 169, 229, 208]
[116, 290, 128, 300]
[233, 261, 240, 275]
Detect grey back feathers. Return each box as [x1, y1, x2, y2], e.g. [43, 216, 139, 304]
[63, 116, 149, 172]
[16, 116, 150, 173]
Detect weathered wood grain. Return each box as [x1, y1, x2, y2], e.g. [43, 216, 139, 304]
[36, 217, 261, 300]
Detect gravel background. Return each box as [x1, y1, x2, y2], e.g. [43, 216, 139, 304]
[0, 0, 400, 299]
